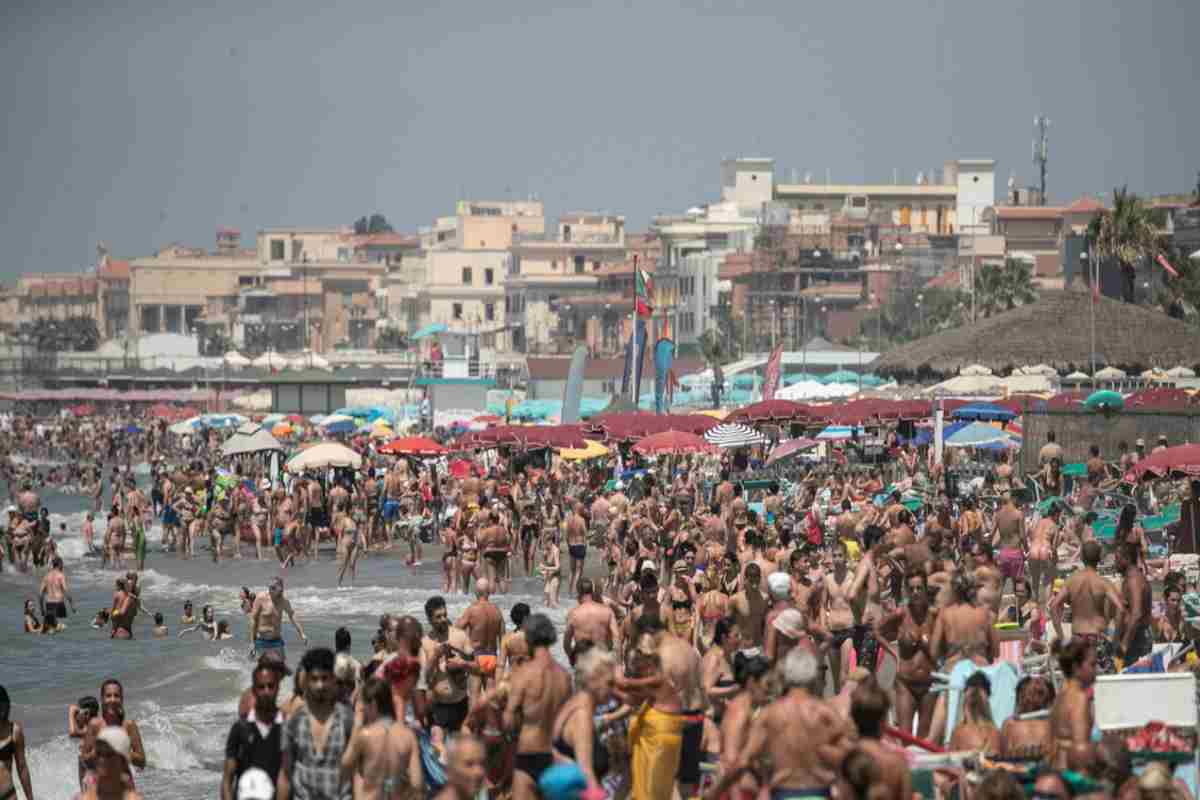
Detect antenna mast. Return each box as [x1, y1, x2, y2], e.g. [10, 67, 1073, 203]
[1033, 115, 1050, 205]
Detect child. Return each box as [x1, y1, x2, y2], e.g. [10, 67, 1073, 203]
[152, 613, 169, 638]
[91, 609, 110, 629]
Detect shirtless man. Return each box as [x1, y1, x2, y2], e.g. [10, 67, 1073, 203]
[731, 563, 767, 650]
[7, 507, 33, 572]
[422, 595, 475, 735]
[824, 541, 858, 692]
[994, 493, 1026, 594]
[456, 579, 504, 694]
[563, 578, 621, 665]
[564, 502, 588, 596]
[1116, 542, 1153, 665]
[1050, 540, 1124, 673]
[504, 614, 572, 800]
[304, 476, 325, 559]
[339, 677, 423, 800]
[40, 556, 76, 621]
[972, 542, 1005, 614]
[249, 577, 308, 665]
[478, 511, 511, 595]
[710, 647, 855, 800]
[124, 481, 150, 571]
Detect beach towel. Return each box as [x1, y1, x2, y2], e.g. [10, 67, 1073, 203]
[628, 703, 687, 800]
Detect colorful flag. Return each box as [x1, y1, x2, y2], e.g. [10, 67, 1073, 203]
[762, 342, 785, 400]
[1156, 254, 1180, 278]
[621, 318, 648, 401]
[635, 267, 654, 317]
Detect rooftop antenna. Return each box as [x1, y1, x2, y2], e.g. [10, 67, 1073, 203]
[893, 167, 899, 185]
[1033, 115, 1050, 205]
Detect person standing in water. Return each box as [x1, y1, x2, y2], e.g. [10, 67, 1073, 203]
[249, 577, 308, 665]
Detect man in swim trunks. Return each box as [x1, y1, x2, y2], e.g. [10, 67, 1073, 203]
[456, 579, 504, 696]
[564, 502, 588, 597]
[40, 556, 76, 621]
[1050, 540, 1125, 674]
[248, 577, 308, 665]
[422, 595, 475, 734]
[504, 614, 571, 799]
[994, 492, 1026, 595]
[563, 578, 621, 665]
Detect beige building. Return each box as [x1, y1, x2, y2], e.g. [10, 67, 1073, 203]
[504, 214, 626, 354]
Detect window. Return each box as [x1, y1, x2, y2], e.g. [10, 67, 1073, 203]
[485, 268, 494, 285]
[437, 231, 450, 243]
[563, 225, 572, 242]
[337, 247, 350, 262]
[238, 275, 255, 287]
[574, 255, 585, 275]
[551, 260, 559, 271]
[593, 261, 601, 272]
[461, 267, 473, 285]
[453, 303, 463, 320]
[485, 303, 495, 321]
[291, 239, 303, 262]
[270, 240, 285, 261]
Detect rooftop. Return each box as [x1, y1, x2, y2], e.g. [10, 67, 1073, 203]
[993, 206, 1065, 220]
[776, 183, 957, 197]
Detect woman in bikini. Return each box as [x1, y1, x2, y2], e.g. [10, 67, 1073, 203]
[459, 526, 479, 596]
[696, 570, 731, 652]
[334, 499, 360, 587]
[949, 672, 1001, 754]
[0, 686, 34, 800]
[540, 534, 562, 608]
[879, 571, 938, 739]
[718, 651, 771, 800]
[22, 600, 40, 634]
[441, 524, 459, 595]
[1048, 639, 1097, 771]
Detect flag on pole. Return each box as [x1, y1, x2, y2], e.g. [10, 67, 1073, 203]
[635, 267, 654, 317]
[762, 342, 785, 401]
[1156, 254, 1180, 278]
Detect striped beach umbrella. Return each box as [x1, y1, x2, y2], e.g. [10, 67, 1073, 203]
[703, 423, 768, 449]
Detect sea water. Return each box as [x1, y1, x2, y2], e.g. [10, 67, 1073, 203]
[1, 480, 569, 799]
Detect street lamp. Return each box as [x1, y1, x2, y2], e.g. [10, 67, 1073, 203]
[916, 292, 924, 337]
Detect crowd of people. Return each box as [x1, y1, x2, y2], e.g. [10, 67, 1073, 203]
[2, 408, 1200, 799]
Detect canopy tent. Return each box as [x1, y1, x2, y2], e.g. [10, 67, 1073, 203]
[223, 351, 251, 367]
[951, 402, 1018, 422]
[378, 436, 447, 456]
[944, 422, 1013, 448]
[725, 399, 812, 424]
[220, 425, 284, 457]
[765, 438, 820, 465]
[632, 430, 717, 456]
[703, 423, 768, 449]
[286, 442, 362, 472]
[1126, 444, 1200, 480]
[557, 439, 610, 461]
[1018, 364, 1058, 377]
[1167, 366, 1196, 378]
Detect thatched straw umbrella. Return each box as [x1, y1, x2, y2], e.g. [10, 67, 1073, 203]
[874, 290, 1200, 380]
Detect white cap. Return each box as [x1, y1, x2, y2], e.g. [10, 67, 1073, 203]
[237, 767, 276, 799]
[640, 559, 657, 573]
[766, 572, 792, 600]
[5, 505, 16, 514]
[97, 726, 131, 762]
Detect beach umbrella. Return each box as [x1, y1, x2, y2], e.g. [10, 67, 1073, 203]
[1083, 390, 1124, 412]
[725, 399, 811, 424]
[168, 416, 202, 434]
[765, 437, 819, 465]
[632, 430, 717, 456]
[223, 351, 251, 367]
[286, 442, 362, 471]
[448, 459, 477, 478]
[558, 439, 610, 461]
[704, 423, 768, 449]
[944, 422, 1011, 448]
[369, 425, 394, 440]
[251, 351, 289, 370]
[221, 426, 283, 457]
[378, 436, 447, 456]
[271, 422, 294, 437]
[1167, 366, 1196, 378]
[1094, 366, 1127, 380]
[1127, 444, 1200, 480]
[319, 414, 357, 435]
[951, 402, 1018, 422]
[263, 413, 286, 426]
[1064, 371, 1090, 382]
[960, 364, 994, 376]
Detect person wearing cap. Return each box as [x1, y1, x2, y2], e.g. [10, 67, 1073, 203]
[249, 578, 307, 665]
[1153, 434, 1170, 454]
[223, 657, 287, 800]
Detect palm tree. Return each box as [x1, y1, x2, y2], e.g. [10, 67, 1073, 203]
[1087, 186, 1160, 303]
[698, 327, 729, 409]
[974, 258, 1037, 318]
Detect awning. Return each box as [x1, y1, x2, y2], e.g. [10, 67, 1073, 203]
[411, 323, 448, 340]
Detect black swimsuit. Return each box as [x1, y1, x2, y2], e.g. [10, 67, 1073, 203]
[553, 709, 610, 779]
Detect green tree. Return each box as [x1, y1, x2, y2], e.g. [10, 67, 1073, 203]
[699, 327, 734, 408]
[1087, 186, 1160, 303]
[974, 258, 1038, 318]
[353, 214, 394, 235]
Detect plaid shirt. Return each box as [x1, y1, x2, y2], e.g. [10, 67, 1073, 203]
[281, 702, 353, 800]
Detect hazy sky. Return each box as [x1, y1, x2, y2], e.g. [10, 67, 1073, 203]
[3, 0, 1197, 278]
